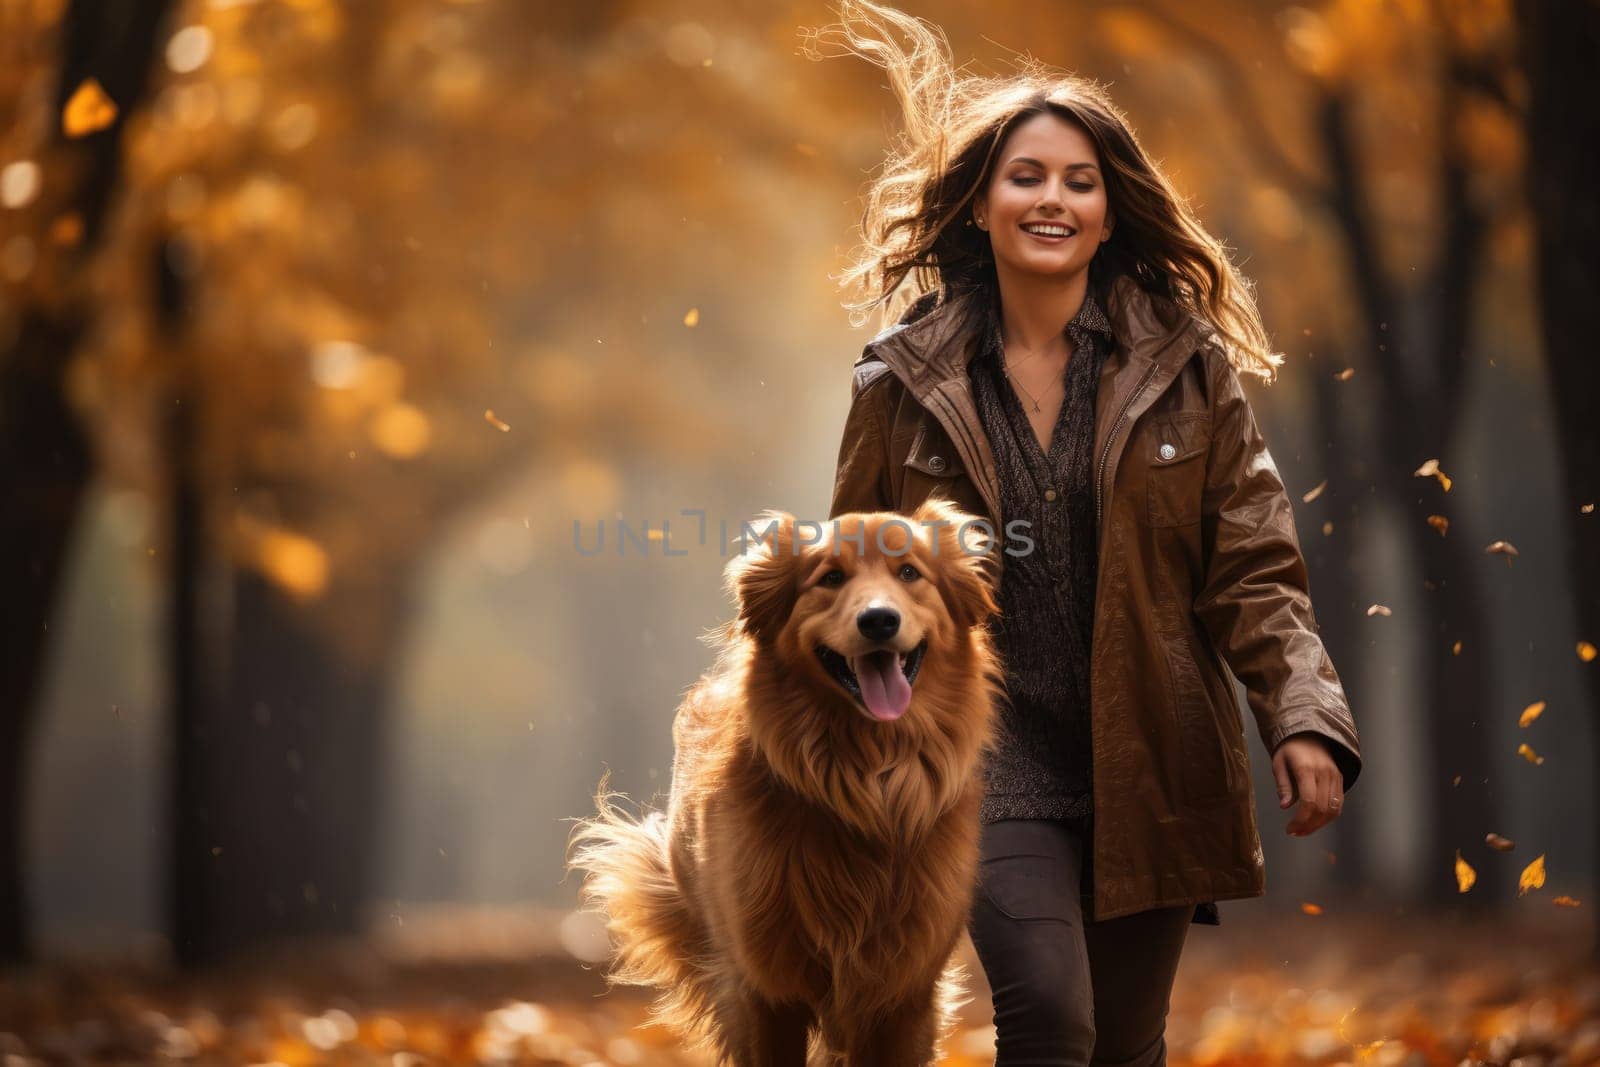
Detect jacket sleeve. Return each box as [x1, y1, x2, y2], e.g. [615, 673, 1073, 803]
[1191, 345, 1363, 792]
[827, 358, 895, 520]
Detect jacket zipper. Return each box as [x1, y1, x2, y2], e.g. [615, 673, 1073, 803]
[1095, 361, 1160, 533]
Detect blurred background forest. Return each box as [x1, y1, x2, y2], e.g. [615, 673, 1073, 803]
[2, 0, 1598, 1062]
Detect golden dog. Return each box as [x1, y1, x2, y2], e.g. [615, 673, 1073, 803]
[566, 498, 1003, 1066]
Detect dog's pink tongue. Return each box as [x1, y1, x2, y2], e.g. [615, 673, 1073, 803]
[853, 651, 911, 721]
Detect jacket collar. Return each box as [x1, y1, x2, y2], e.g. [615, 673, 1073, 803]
[867, 273, 1199, 387]
[865, 273, 1209, 538]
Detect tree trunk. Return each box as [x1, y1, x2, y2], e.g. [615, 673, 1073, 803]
[1515, 0, 1600, 955]
[1317, 88, 1503, 906]
[172, 570, 409, 966]
[0, 0, 172, 964]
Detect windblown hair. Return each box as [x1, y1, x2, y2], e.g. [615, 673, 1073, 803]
[801, 0, 1283, 382]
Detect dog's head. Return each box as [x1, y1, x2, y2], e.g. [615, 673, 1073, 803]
[722, 499, 999, 722]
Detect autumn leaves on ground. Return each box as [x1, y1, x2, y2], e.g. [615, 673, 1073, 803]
[2, 909, 1597, 1065]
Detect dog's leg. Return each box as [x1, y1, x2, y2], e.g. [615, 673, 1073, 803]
[841, 996, 940, 1067]
[719, 992, 813, 1067]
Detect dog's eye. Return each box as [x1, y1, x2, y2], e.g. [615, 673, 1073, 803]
[819, 569, 847, 588]
[897, 564, 922, 582]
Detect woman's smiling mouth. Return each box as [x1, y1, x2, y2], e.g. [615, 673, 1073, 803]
[1020, 221, 1077, 243]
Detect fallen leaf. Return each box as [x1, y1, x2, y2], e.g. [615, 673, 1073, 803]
[62, 78, 117, 137]
[1426, 515, 1449, 535]
[1519, 854, 1546, 896]
[1302, 479, 1327, 503]
[1519, 701, 1546, 727]
[1554, 895, 1581, 907]
[1582, 502, 1595, 513]
[1485, 833, 1515, 852]
[484, 409, 510, 432]
[1455, 849, 1476, 893]
[1414, 458, 1453, 492]
[1366, 604, 1392, 617]
[1578, 641, 1596, 662]
[1485, 540, 1519, 563]
[1517, 742, 1545, 765]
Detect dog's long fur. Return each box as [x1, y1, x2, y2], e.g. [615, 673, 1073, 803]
[566, 499, 1004, 1066]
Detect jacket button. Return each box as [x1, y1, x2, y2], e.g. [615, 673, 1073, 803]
[928, 455, 947, 473]
[1044, 488, 1057, 501]
[1159, 443, 1176, 460]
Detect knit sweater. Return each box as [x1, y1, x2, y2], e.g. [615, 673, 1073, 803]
[968, 287, 1115, 827]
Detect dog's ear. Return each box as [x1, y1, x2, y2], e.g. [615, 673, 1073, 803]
[724, 509, 804, 644]
[913, 498, 999, 631]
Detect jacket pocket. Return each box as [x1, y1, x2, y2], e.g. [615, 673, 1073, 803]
[1145, 413, 1210, 528]
[1162, 612, 1233, 805]
[900, 419, 966, 510]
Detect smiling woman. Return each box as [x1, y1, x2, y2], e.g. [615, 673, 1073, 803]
[812, 2, 1362, 1064]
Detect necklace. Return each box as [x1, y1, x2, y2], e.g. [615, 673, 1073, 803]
[1001, 337, 1071, 414]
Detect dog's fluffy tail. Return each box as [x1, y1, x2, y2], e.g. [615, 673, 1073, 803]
[565, 771, 721, 1054]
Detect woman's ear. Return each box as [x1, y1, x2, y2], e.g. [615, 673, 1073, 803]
[723, 509, 804, 644]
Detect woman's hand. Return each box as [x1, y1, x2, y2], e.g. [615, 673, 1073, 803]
[1272, 732, 1344, 836]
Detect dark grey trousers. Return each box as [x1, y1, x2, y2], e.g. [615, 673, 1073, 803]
[966, 818, 1192, 1067]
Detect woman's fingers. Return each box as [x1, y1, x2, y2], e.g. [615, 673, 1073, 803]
[1288, 761, 1320, 834]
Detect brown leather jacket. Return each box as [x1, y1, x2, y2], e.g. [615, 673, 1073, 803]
[828, 274, 1361, 925]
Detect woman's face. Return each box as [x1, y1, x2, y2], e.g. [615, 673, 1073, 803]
[974, 111, 1112, 282]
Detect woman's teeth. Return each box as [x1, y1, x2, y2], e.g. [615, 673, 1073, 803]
[1022, 223, 1075, 238]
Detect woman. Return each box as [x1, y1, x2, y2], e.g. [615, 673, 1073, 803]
[815, 3, 1363, 1064]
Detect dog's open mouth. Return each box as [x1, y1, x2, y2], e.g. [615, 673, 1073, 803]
[814, 641, 928, 722]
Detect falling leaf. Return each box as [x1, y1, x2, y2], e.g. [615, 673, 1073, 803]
[1300, 902, 1324, 915]
[794, 142, 818, 157]
[62, 78, 117, 137]
[1578, 641, 1596, 662]
[1452, 640, 1463, 655]
[1366, 604, 1392, 617]
[1302, 479, 1327, 503]
[683, 307, 700, 327]
[1519, 700, 1546, 727]
[1485, 540, 1519, 563]
[1334, 367, 1355, 381]
[1554, 895, 1581, 907]
[484, 409, 511, 432]
[1485, 833, 1515, 852]
[1452, 774, 1462, 786]
[1519, 854, 1546, 896]
[1426, 514, 1449, 536]
[1582, 502, 1595, 514]
[1517, 742, 1545, 765]
[1455, 850, 1476, 893]
[1414, 458, 1453, 491]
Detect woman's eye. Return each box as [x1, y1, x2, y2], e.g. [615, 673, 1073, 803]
[898, 564, 922, 582]
[1068, 182, 1095, 192]
[1011, 176, 1039, 185]
[820, 569, 846, 588]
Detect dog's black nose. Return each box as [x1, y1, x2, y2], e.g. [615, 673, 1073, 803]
[856, 607, 900, 642]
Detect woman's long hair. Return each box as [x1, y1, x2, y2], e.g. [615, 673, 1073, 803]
[801, 1, 1282, 382]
